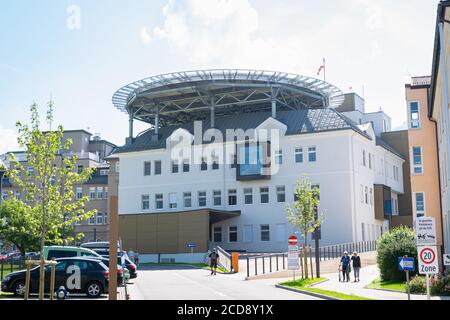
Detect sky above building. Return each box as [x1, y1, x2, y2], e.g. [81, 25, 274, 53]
[0, 0, 438, 153]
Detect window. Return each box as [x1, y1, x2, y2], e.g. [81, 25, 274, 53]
[142, 195, 150, 210]
[154, 161, 162, 175]
[308, 147, 317, 162]
[212, 156, 219, 170]
[76, 187, 83, 200]
[103, 213, 108, 225]
[213, 190, 221, 206]
[415, 192, 425, 217]
[213, 227, 222, 242]
[97, 187, 103, 199]
[362, 150, 366, 167]
[89, 187, 96, 200]
[89, 215, 95, 225]
[96, 213, 103, 225]
[368, 153, 372, 169]
[183, 160, 190, 173]
[77, 165, 83, 174]
[155, 194, 163, 209]
[243, 225, 253, 243]
[200, 157, 208, 171]
[409, 101, 420, 129]
[412, 147, 423, 174]
[228, 189, 237, 206]
[260, 225, 270, 242]
[198, 191, 207, 207]
[100, 169, 109, 176]
[169, 193, 178, 209]
[229, 226, 238, 242]
[276, 186, 285, 203]
[14, 191, 20, 200]
[144, 161, 151, 176]
[275, 149, 283, 165]
[276, 224, 286, 242]
[295, 148, 303, 163]
[260, 187, 269, 204]
[364, 187, 368, 204]
[172, 160, 179, 173]
[244, 188, 253, 204]
[183, 192, 192, 208]
[104, 187, 108, 199]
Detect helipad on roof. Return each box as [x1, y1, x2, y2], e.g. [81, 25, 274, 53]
[112, 69, 344, 127]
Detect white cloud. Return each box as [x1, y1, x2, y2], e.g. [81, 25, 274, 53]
[0, 126, 19, 154]
[140, 26, 152, 45]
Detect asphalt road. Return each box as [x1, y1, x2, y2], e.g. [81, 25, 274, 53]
[127, 264, 321, 300]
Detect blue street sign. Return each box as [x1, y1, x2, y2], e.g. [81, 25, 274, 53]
[398, 257, 415, 271]
[187, 243, 197, 248]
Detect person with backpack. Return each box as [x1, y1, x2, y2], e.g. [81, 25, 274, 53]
[208, 248, 220, 276]
[351, 251, 361, 282]
[339, 251, 351, 282]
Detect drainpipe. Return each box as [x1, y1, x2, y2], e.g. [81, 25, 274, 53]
[350, 132, 358, 242]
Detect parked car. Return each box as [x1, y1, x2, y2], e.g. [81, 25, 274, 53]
[25, 252, 40, 260]
[1, 257, 109, 298]
[90, 250, 137, 279]
[123, 256, 138, 279]
[0, 252, 8, 261]
[43, 246, 102, 260]
[89, 256, 125, 285]
[6, 251, 22, 260]
[80, 241, 120, 250]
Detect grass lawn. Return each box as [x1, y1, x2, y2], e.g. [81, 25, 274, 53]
[367, 278, 406, 292]
[279, 278, 374, 300]
[141, 262, 229, 273]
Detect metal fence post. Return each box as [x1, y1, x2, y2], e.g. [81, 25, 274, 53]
[276, 255, 279, 271]
[255, 257, 258, 276]
[269, 256, 272, 273]
[262, 257, 265, 274]
[247, 257, 250, 278]
[282, 253, 285, 269]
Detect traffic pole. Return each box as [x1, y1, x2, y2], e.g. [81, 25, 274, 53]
[406, 270, 410, 301]
[426, 274, 430, 300]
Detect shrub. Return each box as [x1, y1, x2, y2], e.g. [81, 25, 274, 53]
[376, 226, 417, 282]
[409, 275, 426, 294]
[430, 274, 450, 296]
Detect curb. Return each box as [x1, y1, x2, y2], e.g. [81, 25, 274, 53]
[275, 284, 340, 300]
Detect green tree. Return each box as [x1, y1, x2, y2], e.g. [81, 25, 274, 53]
[286, 175, 324, 278]
[0, 198, 40, 256]
[377, 226, 417, 281]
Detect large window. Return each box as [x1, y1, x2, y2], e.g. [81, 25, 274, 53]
[169, 193, 178, 209]
[183, 160, 190, 173]
[142, 195, 150, 210]
[244, 188, 253, 204]
[154, 160, 162, 175]
[198, 191, 207, 207]
[308, 147, 317, 162]
[200, 157, 208, 171]
[144, 161, 151, 176]
[155, 194, 163, 209]
[97, 187, 103, 199]
[228, 189, 237, 206]
[76, 187, 83, 200]
[213, 190, 221, 206]
[96, 213, 103, 225]
[260, 187, 269, 204]
[229, 226, 238, 242]
[295, 147, 303, 163]
[275, 149, 283, 165]
[103, 213, 108, 225]
[415, 192, 425, 217]
[172, 160, 179, 173]
[183, 192, 192, 208]
[409, 101, 420, 129]
[89, 187, 96, 200]
[260, 225, 270, 242]
[104, 187, 108, 199]
[213, 227, 222, 242]
[276, 186, 285, 203]
[212, 156, 219, 170]
[412, 147, 423, 174]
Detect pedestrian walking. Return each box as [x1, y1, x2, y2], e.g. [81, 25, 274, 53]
[339, 251, 351, 282]
[208, 248, 220, 276]
[351, 251, 361, 282]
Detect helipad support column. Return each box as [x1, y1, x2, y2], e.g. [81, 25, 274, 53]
[271, 88, 277, 118]
[128, 108, 134, 139]
[210, 98, 216, 128]
[155, 109, 160, 135]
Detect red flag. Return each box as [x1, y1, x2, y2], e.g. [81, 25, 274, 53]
[317, 58, 325, 76]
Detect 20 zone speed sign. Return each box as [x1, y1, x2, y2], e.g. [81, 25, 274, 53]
[418, 246, 439, 275]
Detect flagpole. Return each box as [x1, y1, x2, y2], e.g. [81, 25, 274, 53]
[323, 58, 326, 83]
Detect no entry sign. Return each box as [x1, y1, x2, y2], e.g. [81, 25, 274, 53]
[418, 246, 439, 275]
[288, 235, 298, 246]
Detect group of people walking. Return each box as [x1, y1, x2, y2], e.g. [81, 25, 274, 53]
[339, 251, 361, 282]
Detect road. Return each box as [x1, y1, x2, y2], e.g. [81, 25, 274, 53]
[127, 264, 321, 300]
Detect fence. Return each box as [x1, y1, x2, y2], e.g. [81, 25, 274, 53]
[1, 258, 26, 280]
[243, 240, 377, 278]
[216, 246, 233, 272]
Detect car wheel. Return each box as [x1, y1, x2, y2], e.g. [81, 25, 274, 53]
[85, 281, 103, 298]
[12, 280, 26, 297]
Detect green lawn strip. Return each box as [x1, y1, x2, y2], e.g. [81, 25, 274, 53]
[279, 278, 374, 300]
[367, 278, 406, 292]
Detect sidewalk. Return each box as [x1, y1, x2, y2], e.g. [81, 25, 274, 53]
[313, 264, 450, 300]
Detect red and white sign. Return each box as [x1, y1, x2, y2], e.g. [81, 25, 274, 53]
[418, 246, 439, 275]
[288, 236, 298, 246]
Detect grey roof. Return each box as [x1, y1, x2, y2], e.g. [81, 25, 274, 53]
[376, 137, 405, 160]
[85, 169, 108, 185]
[114, 108, 370, 154]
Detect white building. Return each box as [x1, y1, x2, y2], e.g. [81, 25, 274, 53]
[111, 70, 404, 256]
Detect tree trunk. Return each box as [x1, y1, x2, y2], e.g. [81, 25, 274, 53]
[303, 235, 308, 278]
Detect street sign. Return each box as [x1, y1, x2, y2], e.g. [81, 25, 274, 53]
[288, 235, 298, 246]
[416, 217, 437, 246]
[187, 243, 197, 248]
[287, 245, 299, 271]
[398, 257, 415, 272]
[418, 246, 439, 275]
[443, 254, 450, 266]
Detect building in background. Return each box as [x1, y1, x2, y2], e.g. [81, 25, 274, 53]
[429, 0, 450, 255]
[0, 130, 116, 244]
[111, 70, 405, 262]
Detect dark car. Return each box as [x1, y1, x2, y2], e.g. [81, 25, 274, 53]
[1, 257, 109, 298]
[123, 256, 137, 279]
[89, 256, 124, 285]
[90, 249, 137, 279]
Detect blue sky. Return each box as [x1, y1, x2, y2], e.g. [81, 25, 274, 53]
[0, 0, 439, 152]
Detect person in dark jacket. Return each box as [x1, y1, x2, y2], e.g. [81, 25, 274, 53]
[208, 248, 220, 276]
[340, 251, 351, 282]
[351, 251, 361, 282]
